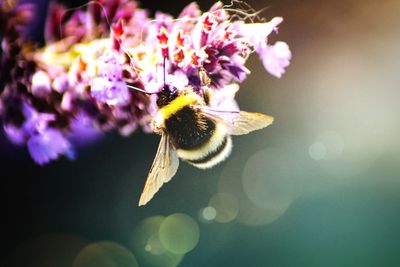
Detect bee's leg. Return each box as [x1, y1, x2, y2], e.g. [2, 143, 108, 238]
[199, 66, 211, 87]
[199, 66, 212, 105]
[202, 87, 212, 106]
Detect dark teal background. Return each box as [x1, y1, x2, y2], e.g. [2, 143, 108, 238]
[1, 0, 400, 266]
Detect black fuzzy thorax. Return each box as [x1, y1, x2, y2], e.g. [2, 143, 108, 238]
[165, 106, 216, 150]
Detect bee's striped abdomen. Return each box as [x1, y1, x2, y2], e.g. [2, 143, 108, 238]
[187, 136, 228, 164]
[175, 121, 232, 169]
[186, 135, 232, 169]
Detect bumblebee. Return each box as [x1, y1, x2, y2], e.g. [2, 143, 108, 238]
[138, 83, 274, 206]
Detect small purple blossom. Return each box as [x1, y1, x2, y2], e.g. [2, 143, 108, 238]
[208, 84, 240, 112]
[52, 73, 69, 93]
[21, 104, 55, 135]
[27, 129, 74, 165]
[4, 124, 26, 145]
[3, 103, 75, 164]
[91, 78, 130, 106]
[22, 104, 74, 163]
[31, 71, 52, 98]
[91, 52, 131, 106]
[235, 17, 291, 77]
[261, 41, 292, 78]
[68, 113, 103, 146]
[237, 17, 283, 53]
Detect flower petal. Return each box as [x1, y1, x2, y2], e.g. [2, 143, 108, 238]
[260, 41, 292, 78]
[91, 78, 130, 106]
[209, 84, 240, 111]
[68, 113, 102, 146]
[4, 124, 26, 145]
[27, 129, 74, 165]
[237, 17, 283, 53]
[31, 71, 52, 98]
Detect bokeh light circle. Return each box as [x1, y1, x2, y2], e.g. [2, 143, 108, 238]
[72, 241, 138, 267]
[131, 216, 183, 267]
[309, 142, 327, 160]
[159, 213, 200, 254]
[209, 192, 239, 223]
[145, 234, 167, 255]
[309, 131, 344, 162]
[200, 206, 217, 222]
[218, 152, 295, 226]
[241, 147, 297, 224]
[316, 131, 344, 160]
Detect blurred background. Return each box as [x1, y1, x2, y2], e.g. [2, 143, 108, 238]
[1, 0, 400, 266]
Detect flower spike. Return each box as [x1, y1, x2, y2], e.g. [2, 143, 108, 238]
[0, 0, 291, 164]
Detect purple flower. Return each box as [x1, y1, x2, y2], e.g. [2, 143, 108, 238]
[1, 0, 291, 165]
[21, 104, 55, 135]
[261, 42, 292, 78]
[3, 103, 75, 164]
[3, 124, 26, 145]
[237, 17, 283, 53]
[208, 84, 240, 111]
[235, 17, 291, 77]
[21, 106, 72, 160]
[90, 52, 130, 106]
[52, 73, 69, 93]
[27, 129, 74, 165]
[146, 67, 189, 93]
[68, 113, 103, 146]
[31, 71, 52, 98]
[91, 78, 130, 106]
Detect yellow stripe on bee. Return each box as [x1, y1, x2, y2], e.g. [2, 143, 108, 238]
[159, 93, 199, 120]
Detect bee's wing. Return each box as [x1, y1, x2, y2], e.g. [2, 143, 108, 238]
[197, 106, 274, 135]
[138, 133, 179, 206]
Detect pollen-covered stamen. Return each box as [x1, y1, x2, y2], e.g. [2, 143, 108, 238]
[112, 19, 124, 37]
[78, 57, 87, 72]
[174, 48, 185, 64]
[176, 31, 185, 47]
[198, 14, 216, 46]
[202, 15, 215, 33]
[111, 20, 125, 51]
[157, 26, 169, 58]
[173, 31, 186, 64]
[69, 57, 88, 84]
[157, 27, 169, 45]
[190, 49, 208, 67]
[224, 26, 235, 40]
[191, 52, 201, 67]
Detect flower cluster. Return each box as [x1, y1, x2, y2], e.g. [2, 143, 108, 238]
[0, 0, 291, 165]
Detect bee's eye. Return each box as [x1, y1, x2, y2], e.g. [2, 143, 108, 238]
[169, 86, 177, 94]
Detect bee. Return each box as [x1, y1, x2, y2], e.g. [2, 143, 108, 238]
[137, 70, 274, 206]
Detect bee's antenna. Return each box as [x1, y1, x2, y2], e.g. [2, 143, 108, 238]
[163, 56, 167, 87]
[126, 85, 156, 95]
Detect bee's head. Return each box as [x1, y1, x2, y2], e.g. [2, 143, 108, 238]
[156, 85, 179, 108]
